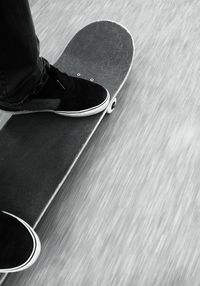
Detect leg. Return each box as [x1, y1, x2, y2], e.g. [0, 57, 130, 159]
[0, 0, 48, 103]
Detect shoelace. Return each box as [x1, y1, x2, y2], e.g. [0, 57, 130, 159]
[48, 66, 66, 90]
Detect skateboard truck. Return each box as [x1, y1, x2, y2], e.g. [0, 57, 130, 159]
[107, 97, 117, 114]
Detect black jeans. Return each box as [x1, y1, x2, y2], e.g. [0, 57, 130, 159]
[0, 0, 48, 104]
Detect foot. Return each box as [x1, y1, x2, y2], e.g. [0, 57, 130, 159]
[0, 211, 41, 273]
[0, 65, 110, 117]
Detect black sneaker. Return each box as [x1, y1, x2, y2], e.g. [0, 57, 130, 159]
[0, 211, 41, 273]
[0, 65, 110, 117]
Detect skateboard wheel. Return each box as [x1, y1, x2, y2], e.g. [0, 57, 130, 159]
[107, 98, 117, 114]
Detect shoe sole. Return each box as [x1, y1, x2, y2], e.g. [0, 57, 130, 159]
[0, 90, 110, 118]
[0, 211, 41, 273]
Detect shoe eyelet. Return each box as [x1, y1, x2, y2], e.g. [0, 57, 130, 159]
[77, 73, 81, 76]
[90, 78, 94, 82]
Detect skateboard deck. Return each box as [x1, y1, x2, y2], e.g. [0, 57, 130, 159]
[0, 21, 134, 228]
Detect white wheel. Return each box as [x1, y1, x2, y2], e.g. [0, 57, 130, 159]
[107, 98, 117, 114]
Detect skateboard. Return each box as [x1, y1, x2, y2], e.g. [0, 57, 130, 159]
[0, 21, 134, 241]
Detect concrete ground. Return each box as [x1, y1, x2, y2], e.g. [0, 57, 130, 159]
[1, 0, 200, 285]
